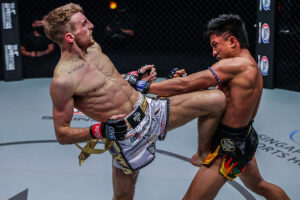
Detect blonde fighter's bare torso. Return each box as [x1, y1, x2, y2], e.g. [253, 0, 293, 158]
[52, 43, 139, 122]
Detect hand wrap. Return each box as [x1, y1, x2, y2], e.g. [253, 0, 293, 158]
[90, 119, 127, 141]
[135, 80, 151, 94]
[128, 65, 151, 80]
[124, 74, 139, 87]
[124, 74, 151, 94]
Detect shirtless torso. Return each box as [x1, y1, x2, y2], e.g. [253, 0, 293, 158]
[148, 14, 289, 199]
[212, 51, 263, 127]
[50, 42, 139, 144]
[149, 49, 263, 128]
[46, 5, 227, 200]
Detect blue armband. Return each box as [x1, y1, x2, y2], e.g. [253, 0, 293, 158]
[208, 67, 221, 86]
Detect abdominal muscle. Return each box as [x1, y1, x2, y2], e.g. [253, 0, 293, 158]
[220, 80, 262, 128]
[74, 76, 140, 122]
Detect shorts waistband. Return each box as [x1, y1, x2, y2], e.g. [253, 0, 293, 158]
[126, 93, 148, 129]
[218, 121, 254, 136]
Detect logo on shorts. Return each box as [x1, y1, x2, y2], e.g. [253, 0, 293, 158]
[133, 111, 142, 122]
[262, 0, 271, 10]
[261, 23, 270, 44]
[129, 120, 150, 144]
[221, 138, 236, 152]
[260, 56, 269, 76]
[147, 143, 155, 155]
[289, 130, 300, 145]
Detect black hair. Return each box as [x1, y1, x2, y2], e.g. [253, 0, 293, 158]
[205, 14, 249, 49]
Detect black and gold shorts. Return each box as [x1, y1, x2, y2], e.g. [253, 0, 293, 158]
[203, 121, 258, 180]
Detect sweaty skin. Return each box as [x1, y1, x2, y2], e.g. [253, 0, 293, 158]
[148, 32, 275, 200]
[52, 44, 138, 121]
[50, 12, 139, 144]
[47, 7, 227, 200]
[149, 36, 263, 128]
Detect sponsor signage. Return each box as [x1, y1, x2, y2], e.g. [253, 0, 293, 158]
[290, 130, 300, 145]
[257, 55, 269, 76]
[1, 0, 22, 81]
[259, 0, 271, 11]
[256, 0, 275, 88]
[1, 2, 15, 29]
[41, 109, 96, 122]
[258, 133, 300, 167]
[261, 23, 270, 44]
[4, 44, 18, 70]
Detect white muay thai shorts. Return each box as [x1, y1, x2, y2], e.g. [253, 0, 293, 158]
[110, 93, 169, 174]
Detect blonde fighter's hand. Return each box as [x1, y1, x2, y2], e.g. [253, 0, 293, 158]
[107, 113, 134, 139]
[109, 113, 127, 120]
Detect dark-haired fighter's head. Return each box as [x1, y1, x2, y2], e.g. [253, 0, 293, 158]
[205, 14, 249, 59]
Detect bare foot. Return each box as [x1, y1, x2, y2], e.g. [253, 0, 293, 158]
[190, 153, 205, 167]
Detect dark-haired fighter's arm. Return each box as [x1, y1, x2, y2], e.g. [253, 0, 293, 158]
[148, 57, 246, 97]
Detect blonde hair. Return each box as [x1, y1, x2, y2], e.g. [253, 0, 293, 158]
[44, 3, 83, 44]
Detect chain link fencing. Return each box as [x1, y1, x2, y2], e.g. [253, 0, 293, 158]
[276, 0, 300, 92]
[1, 0, 299, 91]
[16, 0, 257, 77]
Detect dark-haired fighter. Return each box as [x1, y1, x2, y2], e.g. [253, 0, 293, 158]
[148, 14, 290, 199]
[44, 3, 225, 200]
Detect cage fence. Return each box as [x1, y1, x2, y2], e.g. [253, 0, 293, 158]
[2, 0, 299, 91]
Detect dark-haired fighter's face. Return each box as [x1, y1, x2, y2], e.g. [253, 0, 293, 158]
[210, 33, 233, 60]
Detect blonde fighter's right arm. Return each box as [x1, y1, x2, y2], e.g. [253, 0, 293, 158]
[50, 78, 91, 144]
[50, 77, 128, 143]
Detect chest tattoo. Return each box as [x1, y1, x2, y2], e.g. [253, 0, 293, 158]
[67, 64, 85, 74]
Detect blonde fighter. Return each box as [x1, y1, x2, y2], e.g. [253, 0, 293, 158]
[45, 3, 225, 200]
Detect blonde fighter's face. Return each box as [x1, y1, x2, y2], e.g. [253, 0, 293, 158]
[70, 12, 95, 50]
